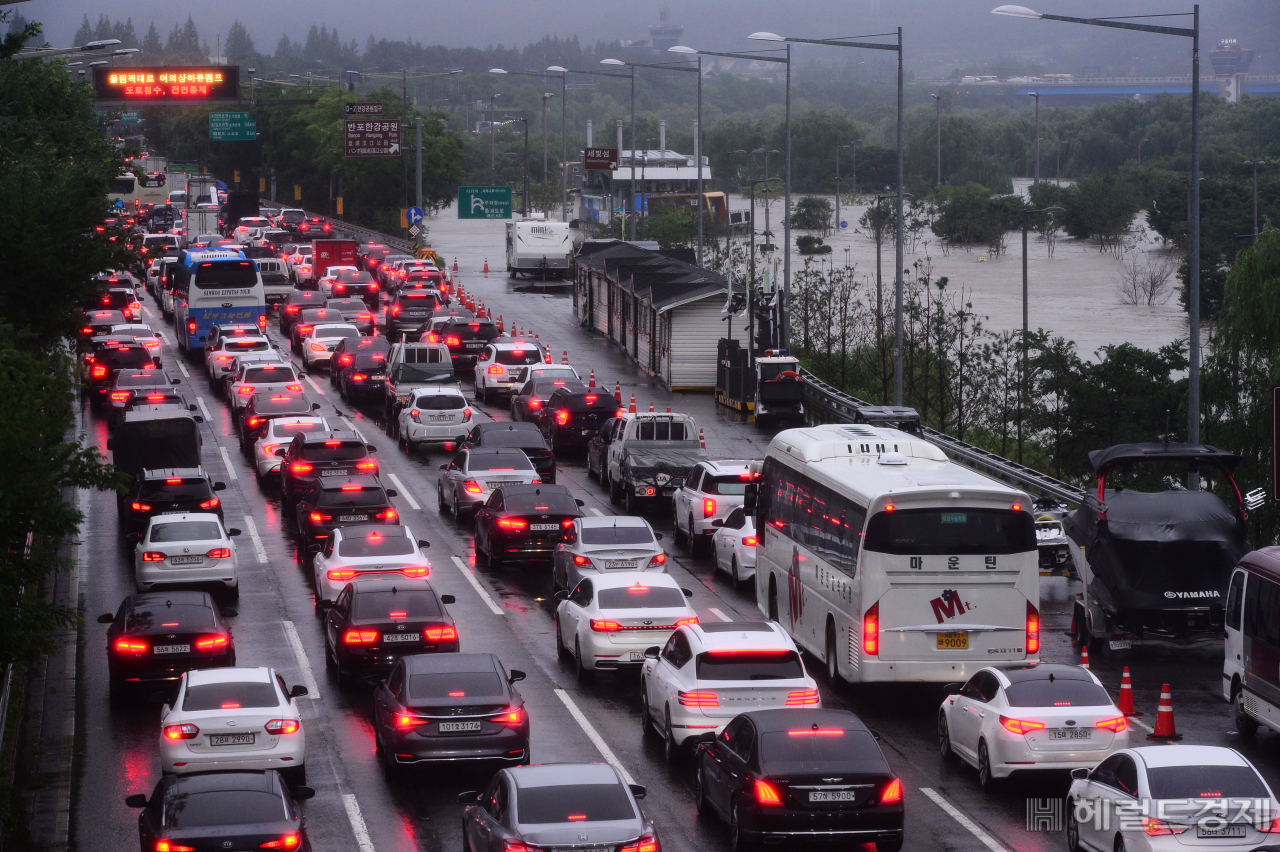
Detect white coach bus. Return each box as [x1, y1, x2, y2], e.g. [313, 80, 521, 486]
[754, 423, 1040, 683]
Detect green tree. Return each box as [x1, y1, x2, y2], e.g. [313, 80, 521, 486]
[141, 22, 163, 59]
[165, 15, 204, 63]
[225, 21, 258, 68]
[790, 196, 833, 233]
[644, 207, 695, 249]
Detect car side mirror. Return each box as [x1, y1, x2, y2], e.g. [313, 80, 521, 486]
[1071, 767, 1090, 781]
[682, 588, 693, 598]
[385, 488, 398, 497]
[942, 682, 962, 697]
[126, 531, 142, 547]
[311, 403, 321, 411]
[868, 728, 882, 741]
[274, 448, 287, 456]
[457, 791, 480, 804]
[125, 794, 148, 808]
[293, 786, 316, 801]
[440, 594, 455, 605]
[654, 533, 663, 541]
[105, 438, 113, 450]
[644, 646, 660, 659]
[289, 685, 309, 698]
[221, 607, 238, 618]
[192, 415, 204, 423]
[553, 590, 569, 601]
[438, 464, 447, 470]
[508, 669, 526, 684]
[228, 528, 242, 537]
[213, 482, 227, 492]
[669, 478, 685, 489]
[629, 784, 647, 800]
[97, 613, 115, 624]
[189, 404, 198, 412]
[171, 377, 181, 385]
[366, 445, 377, 452]
[575, 499, 585, 507]
[710, 519, 724, 528]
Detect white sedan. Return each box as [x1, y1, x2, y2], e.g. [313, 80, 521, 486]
[551, 515, 666, 594]
[159, 666, 307, 785]
[252, 416, 332, 479]
[555, 572, 696, 679]
[302, 323, 361, 371]
[711, 507, 757, 587]
[228, 361, 301, 412]
[938, 663, 1131, 790]
[134, 513, 241, 597]
[1066, 745, 1279, 852]
[312, 524, 432, 607]
[640, 620, 818, 762]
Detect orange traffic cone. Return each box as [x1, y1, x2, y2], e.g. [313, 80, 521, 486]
[699, 428, 706, 450]
[1118, 667, 1141, 716]
[614, 382, 621, 404]
[627, 393, 636, 414]
[666, 406, 671, 412]
[452, 257, 459, 272]
[483, 258, 489, 275]
[588, 370, 595, 389]
[1147, 684, 1182, 740]
[1078, 644, 1090, 670]
[648, 401, 655, 413]
[562, 351, 569, 365]
[496, 314, 504, 332]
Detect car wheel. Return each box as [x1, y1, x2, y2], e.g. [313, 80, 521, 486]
[768, 577, 779, 622]
[731, 557, 743, 589]
[730, 803, 753, 852]
[379, 732, 405, 782]
[555, 614, 572, 662]
[482, 385, 495, 405]
[640, 682, 656, 737]
[1066, 804, 1083, 852]
[437, 486, 447, 513]
[487, 532, 504, 569]
[574, 638, 593, 681]
[451, 493, 463, 524]
[1114, 835, 1127, 852]
[695, 764, 711, 816]
[686, 516, 699, 554]
[977, 740, 997, 790]
[1235, 686, 1260, 736]
[664, 707, 681, 764]
[608, 473, 622, 506]
[938, 710, 956, 761]
[673, 516, 685, 547]
[624, 487, 638, 514]
[825, 620, 844, 686]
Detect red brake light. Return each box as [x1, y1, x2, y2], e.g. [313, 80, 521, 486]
[572, 554, 593, 567]
[110, 391, 130, 401]
[162, 723, 199, 740]
[199, 497, 220, 509]
[195, 634, 229, 650]
[1144, 818, 1188, 837]
[115, 638, 148, 653]
[678, 690, 719, 707]
[753, 779, 783, 806]
[376, 507, 399, 521]
[424, 625, 457, 642]
[399, 566, 430, 578]
[258, 834, 301, 850]
[247, 417, 264, 427]
[487, 365, 503, 374]
[863, 602, 879, 656]
[1026, 600, 1040, 655]
[617, 834, 659, 852]
[785, 689, 820, 706]
[154, 842, 196, 852]
[742, 535, 758, 547]
[590, 619, 622, 632]
[355, 460, 378, 471]
[142, 551, 166, 562]
[445, 335, 461, 346]
[327, 569, 357, 581]
[205, 547, 231, 559]
[495, 707, 524, 725]
[555, 409, 570, 425]
[131, 502, 152, 512]
[647, 552, 666, 567]
[703, 497, 717, 518]
[1095, 716, 1128, 733]
[291, 462, 314, 474]
[1000, 716, 1046, 735]
[463, 480, 483, 494]
[92, 365, 108, 378]
[395, 713, 429, 730]
[309, 512, 333, 523]
[343, 629, 378, 645]
[264, 719, 300, 735]
[187, 321, 196, 333]
[497, 518, 529, 531]
[238, 385, 256, 395]
[880, 777, 903, 805]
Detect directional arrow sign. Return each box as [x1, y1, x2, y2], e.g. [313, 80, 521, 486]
[345, 119, 402, 157]
[407, 207, 424, 225]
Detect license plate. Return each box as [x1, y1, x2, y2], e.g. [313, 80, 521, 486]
[465, 341, 484, 349]
[429, 414, 452, 421]
[169, 555, 203, 565]
[382, 633, 420, 643]
[937, 631, 969, 649]
[809, 791, 859, 802]
[530, 524, 558, 531]
[321, 469, 349, 477]
[1049, 728, 1092, 739]
[153, 644, 191, 654]
[1197, 825, 1246, 838]
[606, 560, 637, 569]
[209, 733, 255, 746]
[338, 514, 369, 522]
[1109, 639, 1133, 650]
[629, 651, 645, 662]
[438, 721, 481, 733]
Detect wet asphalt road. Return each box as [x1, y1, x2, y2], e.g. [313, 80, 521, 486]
[71, 266, 1274, 852]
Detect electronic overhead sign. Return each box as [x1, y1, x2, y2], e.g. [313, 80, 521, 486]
[94, 66, 240, 101]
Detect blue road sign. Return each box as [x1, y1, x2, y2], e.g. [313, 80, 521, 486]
[407, 206, 424, 225]
[840, 220, 848, 229]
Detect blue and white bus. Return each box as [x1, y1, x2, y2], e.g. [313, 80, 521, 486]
[173, 249, 267, 353]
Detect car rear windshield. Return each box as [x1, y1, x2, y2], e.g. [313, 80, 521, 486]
[352, 354, 386, 370]
[128, 605, 215, 632]
[337, 271, 374, 283]
[337, 534, 415, 558]
[118, 373, 167, 388]
[759, 730, 883, 775]
[139, 479, 212, 500]
[704, 475, 749, 496]
[354, 590, 440, 620]
[863, 508, 1036, 556]
[244, 367, 298, 383]
[565, 394, 611, 410]
[100, 348, 153, 368]
[468, 453, 533, 472]
[637, 419, 688, 440]
[597, 586, 686, 609]
[182, 681, 280, 711]
[414, 394, 466, 410]
[449, 322, 498, 338]
[319, 487, 387, 507]
[1003, 679, 1113, 708]
[496, 350, 543, 366]
[398, 292, 438, 304]
[695, 650, 804, 681]
[150, 521, 222, 543]
[194, 261, 256, 289]
[301, 441, 368, 461]
[223, 340, 270, 353]
[313, 326, 360, 339]
[392, 363, 454, 382]
[164, 791, 285, 828]
[484, 433, 548, 451]
[327, 300, 364, 311]
[252, 398, 310, 416]
[271, 421, 326, 437]
[580, 526, 654, 545]
[515, 784, 635, 824]
[409, 671, 504, 700]
[1145, 766, 1269, 800]
[504, 493, 579, 514]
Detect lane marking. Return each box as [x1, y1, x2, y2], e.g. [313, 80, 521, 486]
[1128, 715, 1154, 734]
[158, 330, 172, 346]
[589, 507, 605, 517]
[919, 787, 1007, 852]
[387, 474, 420, 511]
[196, 396, 212, 422]
[243, 516, 268, 564]
[341, 793, 376, 852]
[554, 689, 636, 784]
[709, 607, 733, 622]
[303, 375, 326, 395]
[281, 620, 321, 701]
[174, 358, 190, 378]
[450, 556, 504, 615]
[218, 446, 238, 481]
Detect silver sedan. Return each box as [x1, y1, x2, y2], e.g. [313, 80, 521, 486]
[552, 515, 666, 593]
[437, 448, 540, 521]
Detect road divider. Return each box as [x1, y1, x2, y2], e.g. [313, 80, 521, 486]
[554, 689, 636, 785]
[450, 556, 504, 615]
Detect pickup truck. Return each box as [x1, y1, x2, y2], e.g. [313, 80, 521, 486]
[603, 412, 707, 513]
[383, 340, 459, 421]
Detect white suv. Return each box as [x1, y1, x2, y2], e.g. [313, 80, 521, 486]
[672, 460, 754, 554]
[473, 339, 549, 404]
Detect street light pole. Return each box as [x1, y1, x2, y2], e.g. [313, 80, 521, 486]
[542, 93, 553, 214]
[835, 144, 851, 234]
[1019, 205, 1065, 463]
[1030, 92, 1040, 186]
[931, 93, 941, 185]
[490, 94, 500, 179]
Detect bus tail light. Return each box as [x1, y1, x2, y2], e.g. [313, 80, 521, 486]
[862, 602, 879, 656]
[1026, 600, 1040, 655]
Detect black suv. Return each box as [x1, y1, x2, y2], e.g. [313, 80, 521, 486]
[540, 386, 623, 452]
[330, 336, 391, 389]
[387, 290, 445, 342]
[439, 317, 501, 366]
[337, 350, 389, 403]
[238, 392, 321, 452]
[279, 290, 328, 336]
[278, 430, 378, 510]
[330, 269, 380, 310]
[122, 467, 227, 540]
[462, 422, 557, 484]
[295, 475, 398, 551]
[86, 342, 157, 407]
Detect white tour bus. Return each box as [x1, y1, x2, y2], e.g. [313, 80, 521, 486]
[754, 423, 1041, 683]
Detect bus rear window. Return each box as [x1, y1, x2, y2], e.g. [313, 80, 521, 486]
[863, 508, 1035, 556]
[195, 262, 257, 289]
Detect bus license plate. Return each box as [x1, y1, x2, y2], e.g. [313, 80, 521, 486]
[210, 733, 255, 746]
[438, 721, 481, 733]
[937, 631, 969, 650]
[809, 791, 858, 802]
[1049, 729, 1091, 739]
[1198, 825, 1246, 838]
[170, 556, 203, 565]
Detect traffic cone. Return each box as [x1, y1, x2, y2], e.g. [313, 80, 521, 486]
[496, 314, 504, 332]
[1078, 644, 1090, 669]
[648, 401, 655, 413]
[627, 393, 636, 414]
[699, 428, 706, 450]
[1117, 667, 1142, 716]
[588, 369, 595, 389]
[452, 257, 459, 272]
[1147, 684, 1182, 740]
[666, 407, 671, 412]
[562, 350, 569, 365]
[614, 382, 621, 403]
[483, 258, 489, 275]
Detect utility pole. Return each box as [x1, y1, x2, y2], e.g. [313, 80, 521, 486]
[931, 93, 941, 185]
[490, 94, 500, 181]
[542, 93, 552, 214]
[1244, 159, 1265, 235]
[835, 144, 851, 236]
[415, 117, 423, 213]
[1030, 92, 1041, 186]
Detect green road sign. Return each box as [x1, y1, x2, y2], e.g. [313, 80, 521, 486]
[457, 185, 513, 220]
[209, 112, 257, 142]
[120, 111, 141, 125]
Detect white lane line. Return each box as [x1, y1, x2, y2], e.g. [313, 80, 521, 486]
[387, 474, 420, 511]
[589, 507, 605, 516]
[158, 330, 172, 346]
[243, 516, 268, 564]
[1128, 715, 1154, 734]
[341, 793, 376, 852]
[218, 446, 238, 481]
[281, 621, 321, 701]
[554, 689, 636, 785]
[175, 358, 190, 378]
[450, 556, 504, 615]
[919, 787, 1007, 852]
[303, 375, 326, 395]
[709, 607, 733, 622]
[141, 305, 154, 319]
[196, 396, 212, 422]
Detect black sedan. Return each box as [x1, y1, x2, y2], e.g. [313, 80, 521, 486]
[294, 475, 398, 551]
[693, 708, 904, 852]
[474, 484, 583, 567]
[330, 334, 391, 389]
[122, 467, 226, 539]
[372, 652, 528, 779]
[322, 577, 457, 685]
[238, 392, 321, 452]
[127, 770, 314, 852]
[541, 387, 624, 453]
[99, 591, 236, 701]
[279, 290, 327, 336]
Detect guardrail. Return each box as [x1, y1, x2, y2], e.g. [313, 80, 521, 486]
[257, 199, 416, 253]
[801, 368, 1086, 506]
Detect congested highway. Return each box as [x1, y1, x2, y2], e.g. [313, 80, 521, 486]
[72, 216, 1280, 852]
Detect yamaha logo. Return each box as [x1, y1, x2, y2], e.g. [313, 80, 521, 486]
[1164, 590, 1220, 599]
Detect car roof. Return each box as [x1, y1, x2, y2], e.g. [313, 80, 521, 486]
[299, 430, 362, 444]
[591, 572, 683, 591]
[1131, 745, 1250, 769]
[349, 576, 434, 593]
[579, 515, 650, 529]
[313, 324, 360, 335]
[146, 512, 221, 526]
[267, 416, 326, 430]
[411, 385, 465, 396]
[686, 621, 788, 649]
[318, 475, 383, 491]
[404, 652, 500, 675]
[141, 467, 206, 479]
[491, 338, 542, 350]
[991, 663, 1096, 684]
[746, 707, 871, 735]
[187, 666, 273, 686]
[510, 763, 621, 789]
[167, 770, 279, 795]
